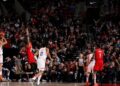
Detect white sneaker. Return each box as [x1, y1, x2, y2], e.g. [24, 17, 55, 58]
[29, 77, 36, 82]
[37, 81, 40, 85]
[32, 77, 36, 80]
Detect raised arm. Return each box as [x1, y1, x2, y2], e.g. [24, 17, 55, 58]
[26, 28, 30, 43]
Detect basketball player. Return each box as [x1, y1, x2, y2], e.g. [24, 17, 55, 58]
[93, 45, 104, 86]
[26, 28, 36, 63]
[86, 49, 95, 85]
[32, 43, 52, 85]
[0, 32, 7, 81]
[20, 28, 37, 72]
[25, 28, 37, 73]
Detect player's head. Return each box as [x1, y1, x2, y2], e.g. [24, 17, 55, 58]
[24, 39, 28, 45]
[96, 43, 101, 48]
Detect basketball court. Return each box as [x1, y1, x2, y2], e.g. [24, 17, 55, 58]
[0, 82, 120, 86]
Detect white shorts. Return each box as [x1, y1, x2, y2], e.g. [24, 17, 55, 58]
[87, 60, 95, 73]
[0, 55, 3, 64]
[37, 59, 46, 71]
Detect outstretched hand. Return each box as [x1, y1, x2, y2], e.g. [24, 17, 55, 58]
[26, 28, 29, 36]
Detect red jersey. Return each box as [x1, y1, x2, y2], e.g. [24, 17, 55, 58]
[26, 42, 36, 64]
[95, 48, 104, 62]
[94, 48, 104, 71]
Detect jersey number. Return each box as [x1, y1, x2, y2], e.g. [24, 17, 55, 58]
[40, 52, 43, 56]
[98, 51, 102, 58]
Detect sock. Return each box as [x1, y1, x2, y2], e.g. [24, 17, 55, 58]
[86, 77, 89, 83]
[32, 76, 37, 80]
[37, 75, 42, 85]
[86, 73, 89, 83]
[94, 74, 97, 84]
[0, 71, 2, 75]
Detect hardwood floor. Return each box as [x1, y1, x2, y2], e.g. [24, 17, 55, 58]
[0, 82, 119, 86]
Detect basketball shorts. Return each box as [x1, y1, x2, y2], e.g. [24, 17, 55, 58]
[37, 59, 45, 71]
[94, 61, 103, 71]
[0, 55, 3, 64]
[87, 60, 95, 73]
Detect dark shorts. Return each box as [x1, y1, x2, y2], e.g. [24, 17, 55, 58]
[30, 63, 37, 72]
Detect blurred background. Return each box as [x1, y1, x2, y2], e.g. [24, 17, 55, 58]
[0, 0, 120, 83]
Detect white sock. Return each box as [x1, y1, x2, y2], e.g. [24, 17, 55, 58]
[94, 74, 97, 84]
[32, 76, 37, 80]
[86, 73, 89, 82]
[37, 75, 42, 85]
[0, 71, 2, 75]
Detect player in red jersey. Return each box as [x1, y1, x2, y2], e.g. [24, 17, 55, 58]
[20, 28, 36, 71]
[25, 28, 36, 70]
[93, 45, 104, 86]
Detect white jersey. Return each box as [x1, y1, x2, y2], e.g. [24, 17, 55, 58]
[87, 53, 95, 73]
[37, 47, 47, 71]
[38, 47, 47, 60]
[87, 53, 94, 62]
[0, 46, 3, 55]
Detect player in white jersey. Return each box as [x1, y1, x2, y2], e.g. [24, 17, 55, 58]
[32, 44, 52, 85]
[0, 32, 7, 81]
[86, 50, 95, 85]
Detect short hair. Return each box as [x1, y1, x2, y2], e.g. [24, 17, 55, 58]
[96, 43, 101, 48]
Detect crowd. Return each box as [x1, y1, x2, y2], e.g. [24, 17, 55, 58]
[0, 0, 120, 83]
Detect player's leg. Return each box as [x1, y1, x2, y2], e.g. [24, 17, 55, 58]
[86, 72, 90, 83]
[98, 63, 103, 84]
[86, 65, 91, 85]
[32, 72, 39, 80]
[93, 64, 99, 86]
[32, 62, 41, 80]
[32, 69, 44, 84]
[0, 56, 3, 81]
[32, 70, 44, 85]
[0, 64, 3, 81]
[93, 71, 97, 85]
[36, 71, 44, 85]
